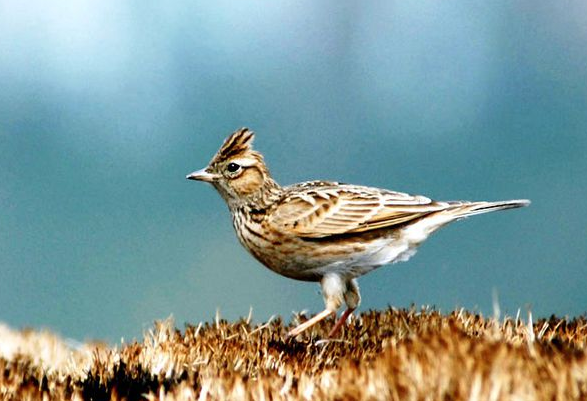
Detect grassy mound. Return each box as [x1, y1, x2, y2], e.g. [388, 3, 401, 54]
[1, 308, 586, 400]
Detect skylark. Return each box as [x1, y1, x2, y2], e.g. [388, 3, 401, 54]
[187, 128, 530, 338]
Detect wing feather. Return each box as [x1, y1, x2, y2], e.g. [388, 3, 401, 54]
[270, 183, 450, 238]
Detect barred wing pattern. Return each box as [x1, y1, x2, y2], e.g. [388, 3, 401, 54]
[269, 181, 451, 238]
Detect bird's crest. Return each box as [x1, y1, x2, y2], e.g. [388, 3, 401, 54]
[214, 127, 255, 161]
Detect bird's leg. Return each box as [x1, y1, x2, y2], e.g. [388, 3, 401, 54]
[287, 309, 334, 338]
[328, 278, 361, 338]
[328, 307, 355, 337]
[287, 274, 345, 338]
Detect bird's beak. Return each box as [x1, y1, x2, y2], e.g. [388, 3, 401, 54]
[186, 168, 219, 183]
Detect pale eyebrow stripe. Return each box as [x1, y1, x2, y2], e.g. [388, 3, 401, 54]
[230, 157, 258, 167]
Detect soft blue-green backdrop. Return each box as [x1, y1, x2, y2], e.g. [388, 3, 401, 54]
[1, 1, 586, 342]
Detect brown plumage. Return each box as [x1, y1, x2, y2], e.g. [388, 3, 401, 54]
[187, 128, 530, 337]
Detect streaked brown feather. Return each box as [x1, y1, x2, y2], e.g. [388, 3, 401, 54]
[213, 127, 255, 162]
[269, 182, 452, 238]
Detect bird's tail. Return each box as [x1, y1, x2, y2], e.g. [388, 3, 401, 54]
[401, 198, 530, 244]
[446, 199, 531, 219]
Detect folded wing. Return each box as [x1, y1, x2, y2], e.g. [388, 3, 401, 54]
[269, 182, 451, 238]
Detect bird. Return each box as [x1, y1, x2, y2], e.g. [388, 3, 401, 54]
[186, 128, 530, 338]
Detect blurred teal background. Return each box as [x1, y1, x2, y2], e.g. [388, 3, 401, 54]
[1, 1, 586, 342]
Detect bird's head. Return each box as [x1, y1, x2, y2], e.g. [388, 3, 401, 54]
[187, 128, 278, 207]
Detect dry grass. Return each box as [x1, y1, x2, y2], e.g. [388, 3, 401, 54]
[1, 307, 586, 400]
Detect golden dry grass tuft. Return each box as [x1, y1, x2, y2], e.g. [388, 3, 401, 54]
[1, 308, 586, 400]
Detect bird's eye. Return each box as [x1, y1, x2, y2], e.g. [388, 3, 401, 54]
[227, 162, 241, 173]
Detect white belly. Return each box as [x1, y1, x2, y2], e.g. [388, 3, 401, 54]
[305, 237, 419, 278]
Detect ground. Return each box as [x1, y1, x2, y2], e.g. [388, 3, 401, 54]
[1, 307, 586, 400]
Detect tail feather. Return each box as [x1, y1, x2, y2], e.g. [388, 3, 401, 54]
[447, 199, 531, 219]
[401, 199, 530, 244]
